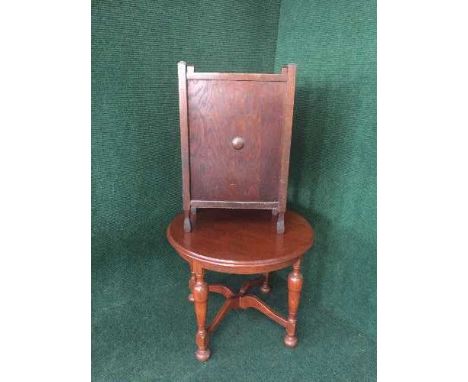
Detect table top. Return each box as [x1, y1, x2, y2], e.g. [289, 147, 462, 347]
[167, 209, 314, 274]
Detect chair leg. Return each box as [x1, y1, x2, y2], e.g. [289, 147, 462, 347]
[284, 259, 303, 348]
[193, 267, 210, 361]
[184, 210, 191, 232]
[277, 212, 285, 234]
[260, 272, 271, 294]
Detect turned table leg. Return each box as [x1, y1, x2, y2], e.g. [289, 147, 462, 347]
[260, 272, 271, 294]
[188, 265, 195, 302]
[284, 259, 303, 348]
[193, 266, 210, 361]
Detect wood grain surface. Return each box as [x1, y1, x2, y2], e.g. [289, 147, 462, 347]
[188, 79, 284, 201]
[167, 208, 313, 274]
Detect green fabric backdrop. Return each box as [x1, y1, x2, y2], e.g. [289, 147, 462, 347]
[92, 0, 376, 380]
[275, 0, 377, 339]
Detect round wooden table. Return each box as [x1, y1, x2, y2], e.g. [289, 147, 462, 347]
[167, 209, 314, 361]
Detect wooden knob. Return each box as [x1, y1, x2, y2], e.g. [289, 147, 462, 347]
[232, 136, 245, 150]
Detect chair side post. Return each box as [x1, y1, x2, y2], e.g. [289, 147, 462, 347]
[277, 64, 297, 233]
[178, 61, 192, 232]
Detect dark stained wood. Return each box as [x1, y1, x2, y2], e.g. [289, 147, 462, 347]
[278, 64, 297, 233]
[187, 265, 195, 302]
[238, 276, 265, 296]
[192, 264, 210, 362]
[166, 209, 314, 361]
[284, 258, 303, 347]
[177, 62, 297, 233]
[260, 272, 271, 294]
[173, 62, 306, 362]
[208, 284, 235, 299]
[187, 71, 287, 82]
[207, 290, 289, 334]
[188, 79, 284, 202]
[190, 200, 277, 209]
[238, 295, 288, 327]
[167, 209, 314, 274]
[177, 61, 192, 232]
[207, 299, 232, 333]
[277, 212, 285, 234]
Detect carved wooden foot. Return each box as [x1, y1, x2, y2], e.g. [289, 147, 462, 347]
[260, 273, 271, 294]
[284, 334, 298, 347]
[284, 259, 303, 348]
[193, 267, 210, 361]
[195, 348, 210, 362]
[277, 212, 285, 234]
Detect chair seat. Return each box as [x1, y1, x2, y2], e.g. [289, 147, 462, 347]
[167, 209, 314, 274]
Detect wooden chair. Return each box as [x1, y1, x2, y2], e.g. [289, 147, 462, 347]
[167, 63, 314, 361]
